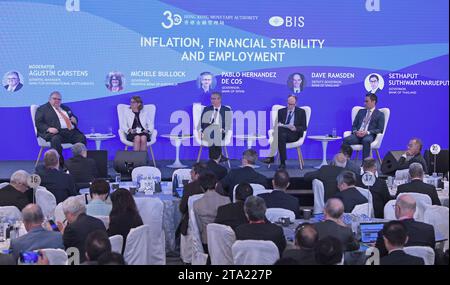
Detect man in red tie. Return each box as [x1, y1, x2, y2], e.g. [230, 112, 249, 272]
[35, 91, 86, 166]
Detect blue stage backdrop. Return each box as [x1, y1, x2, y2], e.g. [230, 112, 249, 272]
[0, 0, 448, 161]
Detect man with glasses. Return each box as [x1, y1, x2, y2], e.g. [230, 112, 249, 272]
[35, 91, 86, 166]
[4, 71, 23, 92]
[368, 74, 381, 94]
[262, 95, 307, 169]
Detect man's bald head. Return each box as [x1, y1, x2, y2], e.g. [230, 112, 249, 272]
[333, 153, 347, 168]
[22, 204, 44, 228]
[395, 194, 416, 219]
[324, 198, 344, 219]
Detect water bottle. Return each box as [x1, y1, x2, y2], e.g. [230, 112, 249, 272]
[137, 174, 143, 189]
[173, 174, 178, 196]
[332, 128, 337, 138]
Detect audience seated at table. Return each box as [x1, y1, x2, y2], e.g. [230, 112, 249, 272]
[330, 144, 361, 175]
[206, 147, 228, 181]
[86, 179, 112, 217]
[375, 194, 435, 256]
[234, 196, 286, 256]
[396, 163, 441, 206]
[82, 230, 112, 265]
[314, 236, 344, 265]
[258, 169, 301, 218]
[35, 149, 78, 204]
[65, 143, 98, 188]
[313, 198, 359, 251]
[283, 222, 318, 265]
[214, 182, 253, 230]
[0, 170, 32, 211]
[395, 138, 428, 174]
[332, 171, 368, 213]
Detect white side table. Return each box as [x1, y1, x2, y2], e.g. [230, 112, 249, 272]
[161, 134, 193, 168]
[307, 135, 342, 169]
[85, 133, 116, 150]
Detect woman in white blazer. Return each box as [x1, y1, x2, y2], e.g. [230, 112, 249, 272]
[121, 96, 153, 151]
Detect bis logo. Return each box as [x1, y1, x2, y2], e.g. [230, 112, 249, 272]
[161, 10, 182, 29]
[269, 16, 305, 28]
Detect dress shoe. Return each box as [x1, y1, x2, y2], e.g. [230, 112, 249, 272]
[262, 157, 275, 164]
[219, 156, 229, 163]
[278, 164, 286, 170]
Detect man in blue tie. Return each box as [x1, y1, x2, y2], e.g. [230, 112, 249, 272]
[263, 95, 307, 169]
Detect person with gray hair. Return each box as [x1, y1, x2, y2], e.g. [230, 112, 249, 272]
[396, 138, 428, 173]
[9, 204, 64, 261]
[313, 198, 359, 251]
[375, 194, 436, 257]
[4, 71, 23, 92]
[60, 196, 107, 263]
[333, 170, 367, 213]
[0, 170, 31, 211]
[220, 149, 268, 200]
[234, 196, 286, 255]
[396, 162, 441, 205]
[35, 149, 78, 204]
[65, 143, 98, 185]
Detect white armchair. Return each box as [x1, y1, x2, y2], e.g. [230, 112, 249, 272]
[117, 104, 158, 166]
[267, 105, 311, 169]
[343, 106, 390, 163]
[30, 105, 73, 167]
[193, 103, 232, 168]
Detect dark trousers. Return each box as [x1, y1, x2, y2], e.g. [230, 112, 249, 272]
[278, 128, 301, 164]
[44, 128, 86, 157]
[204, 127, 225, 156]
[343, 134, 374, 159]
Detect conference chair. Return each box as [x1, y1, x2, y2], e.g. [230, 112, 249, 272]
[398, 192, 432, 222]
[0, 206, 22, 221]
[383, 200, 396, 220]
[35, 186, 57, 220]
[30, 105, 73, 167]
[424, 205, 449, 251]
[54, 202, 65, 224]
[207, 223, 236, 265]
[232, 183, 268, 202]
[180, 193, 204, 264]
[231, 240, 280, 265]
[267, 105, 311, 169]
[192, 103, 233, 168]
[93, 215, 110, 230]
[109, 235, 124, 254]
[403, 246, 435, 265]
[312, 179, 325, 214]
[117, 104, 157, 167]
[189, 206, 208, 265]
[41, 248, 68, 265]
[0, 182, 9, 189]
[265, 208, 296, 223]
[171, 168, 192, 188]
[343, 107, 390, 163]
[356, 186, 375, 217]
[124, 225, 153, 265]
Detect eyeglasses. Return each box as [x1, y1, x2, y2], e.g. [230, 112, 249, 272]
[369, 80, 378, 83]
[130, 101, 138, 104]
[7, 77, 18, 81]
[51, 97, 61, 101]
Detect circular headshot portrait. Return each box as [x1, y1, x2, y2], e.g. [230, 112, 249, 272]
[364, 73, 384, 94]
[197, 71, 216, 94]
[287, 72, 305, 94]
[105, 71, 125, 92]
[3, 71, 24, 92]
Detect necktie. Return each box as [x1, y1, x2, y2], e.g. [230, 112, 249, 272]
[361, 110, 371, 131]
[211, 108, 218, 124]
[56, 107, 73, 130]
[285, 111, 293, 124]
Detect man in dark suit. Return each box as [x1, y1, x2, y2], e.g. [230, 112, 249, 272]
[0, 170, 32, 211]
[65, 143, 98, 188]
[215, 183, 253, 230]
[220, 149, 268, 200]
[234, 196, 286, 256]
[330, 144, 361, 175]
[9, 204, 64, 261]
[283, 223, 318, 265]
[35, 149, 78, 204]
[396, 163, 441, 205]
[333, 171, 368, 213]
[313, 198, 359, 251]
[60, 196, 107, 263]
[396, 138, 428, 173]
[178, 163, 208, 236]
[4, 71, 23, 92]
[262, 95, 307, 169]
[199, 91, 232, 162]
[380, 221, 425, 265]
[35, 91, 86, 166]
[304, 153, 347, 202]
[287, 72, 305, 94]
[258, 169, 300, 218]
[206, 147, 228, 181]
[343, 93, 385, 160]
[357, 158, 392, 218]
[375, 194, 435, 256]
[367, 74, 382, 95]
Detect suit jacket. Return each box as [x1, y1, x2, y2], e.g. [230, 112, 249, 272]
[277, 107, 307, 137]
[282, 248, 317, 265]
[313, 220, 359, 251]
[35, 166, 78, 204]
[356, 176, 392, 218]
[397, 153, 428, 174]
[179, 180, 204, 235]
[351, 108, 385, 135]
[0, 184, 31, 211]
[304, 165, 345, 202]
[108, 212, 143, 253]
[258, 190, 301, 218]
[35, 102, 80, 138]
[206, 159, 228, 181]
[396, 179, 441, 206]
[65, 155, 98, 184]
[234, 222, 287, 256]
[333, 187, 368, 213]
[119, 107, 154, 133]
[375, 218, 436, 256]
[220, 166, 268, 199]
[10, 227, 64, 261]
[199, 105, 232, 133]
[63, 213, 106, 263]
[193, 190, 231, 244]
[380, 249, 425, 265]
[214, 201, 248, 230]
[4, 83, 23, 92]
